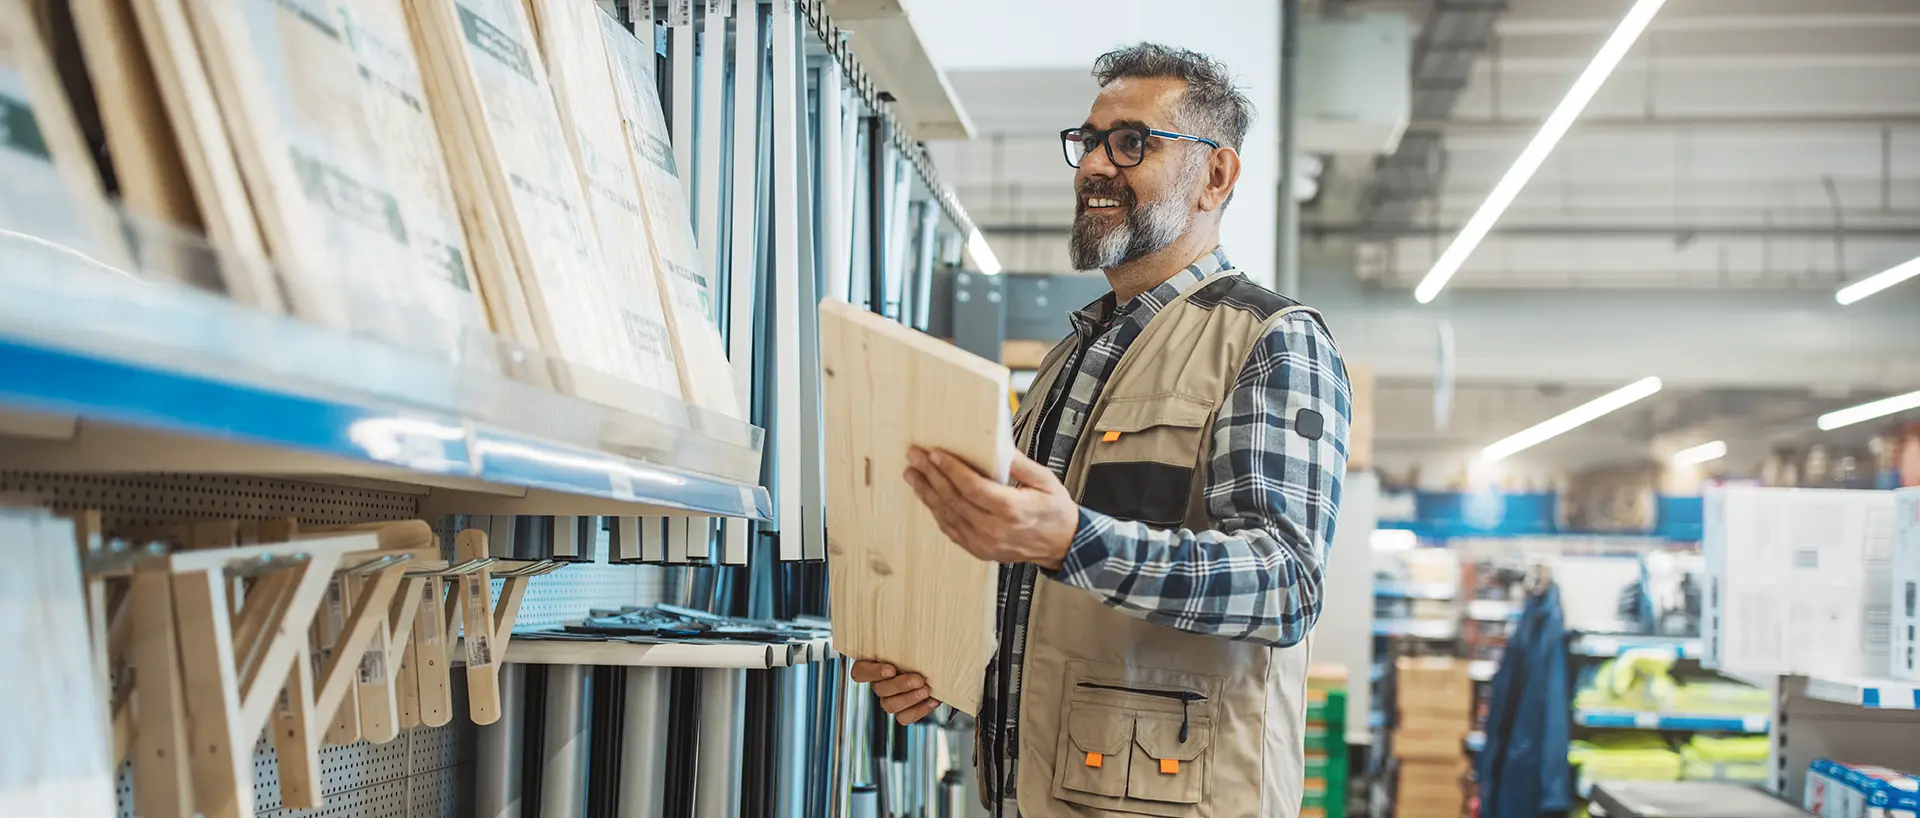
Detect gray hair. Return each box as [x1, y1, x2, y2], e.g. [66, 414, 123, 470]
[1092, 43, 1254, 151]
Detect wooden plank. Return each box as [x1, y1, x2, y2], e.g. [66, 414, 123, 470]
[170, 570, 254, 818]
[268, 639, 321, 810]
[413, 576, 455, 727]
[818, 298, 1006, 715]
[0, 512, 117, 818]
[129, 566, 195, 818]
[310, 565, 406, 739]
[454, 529, 503, 724]
[386, 576, 424, 730]
[524, 0, 687, 416]
[67, 0, 203, 226]
[408, 0, 681, 407]
[320, 575, 362, 746]
[173, 0, 494, 358]
[598, 12, 741, 421]
[0, 2, 123, 264]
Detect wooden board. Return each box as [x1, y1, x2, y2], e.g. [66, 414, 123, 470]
[409, 0, 683, 407]
[0, 3, 121, 262]
[523, 0, 685, 403]
[599, 12, 740, 420]
[818, 298, 1007, 715]
[66, 0, 202, 228]
[164, 0, 493, 362]
[0, 510, 117, 818]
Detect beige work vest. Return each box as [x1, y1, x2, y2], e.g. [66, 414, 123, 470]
[1008, 270, 1324, 818]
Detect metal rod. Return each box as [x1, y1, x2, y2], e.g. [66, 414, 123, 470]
[770, 0, 803, 560]
[475, 664, 524, 818]
[1279, 0, 1301, 296]
[694, 669, 745, 818]
[618, 668, 671, 817]
[542, 665, 590, 818]
[865, 113, 888, 318]
[978, 222, 1920, 240]
[673, 18, 697, 203]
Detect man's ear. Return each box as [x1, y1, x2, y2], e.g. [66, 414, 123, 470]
[1197, 146, 1241, 212]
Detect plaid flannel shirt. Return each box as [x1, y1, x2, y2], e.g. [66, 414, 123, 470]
[979, 248, 1351, 815]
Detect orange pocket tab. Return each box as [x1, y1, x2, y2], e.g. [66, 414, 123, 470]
[1101, 430, 1122, 443]
[1085, 751, 1104, 768]
[1160, 758, 1180, 775]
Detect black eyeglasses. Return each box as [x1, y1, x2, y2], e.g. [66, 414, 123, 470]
[1060, 126, 1220, 169]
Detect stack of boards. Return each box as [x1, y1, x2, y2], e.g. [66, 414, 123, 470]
[6, 0, 737, 421]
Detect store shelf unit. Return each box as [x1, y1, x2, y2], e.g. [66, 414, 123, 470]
[1375, 580, 1457, 600]
[1373, 619, 1459, 640]
[1574, 635, 1704, 659]
[1800, 676, 1920, 710]
[0, 239, 770, 520]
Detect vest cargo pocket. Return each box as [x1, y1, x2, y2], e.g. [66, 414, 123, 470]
[1054, 703, 1135, 800]
[1127, 712, 1213, 808]
[1080, 393, 1216, 527]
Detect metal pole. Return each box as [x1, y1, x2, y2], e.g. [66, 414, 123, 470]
[1278, 0, 1301, 296]
[619, 668, 671, 817]
[694, 669, 744, 818]
[865, 114, 888, 318]
[541, 665, 590, 817]
[475, 664, 524, 818]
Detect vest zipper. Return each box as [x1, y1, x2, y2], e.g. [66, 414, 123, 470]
[1075, 682, 1206, 743]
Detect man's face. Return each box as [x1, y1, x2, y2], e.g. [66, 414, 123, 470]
[1069, 76, 1206, 272]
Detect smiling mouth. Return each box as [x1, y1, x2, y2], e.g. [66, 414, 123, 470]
[1082, 197, 1124, 210]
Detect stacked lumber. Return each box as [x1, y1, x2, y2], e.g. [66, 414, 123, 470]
[25, 0, 739, 418]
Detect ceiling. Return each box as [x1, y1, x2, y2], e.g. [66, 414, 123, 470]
[918, 0, 1920, 473]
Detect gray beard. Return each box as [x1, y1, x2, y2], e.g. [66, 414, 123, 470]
[1067, 189, 1192, 272]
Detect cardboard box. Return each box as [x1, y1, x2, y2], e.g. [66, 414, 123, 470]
[1394, 777, 1465, 818]
[1396, 657, 1473, 718]
[1705, 487, 1896, 677]
[1894, 489, 1920, 681]
[1399, 759, 1471, 790]
[1392, 726, 1467, 762]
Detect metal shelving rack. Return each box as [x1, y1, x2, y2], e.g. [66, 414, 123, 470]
[3, 0, 986, 815]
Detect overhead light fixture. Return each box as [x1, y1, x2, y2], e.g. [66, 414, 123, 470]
[1836, 255, 1920, 305]
[1672, 440, 1728, 467]
[1481, 376, 1664, 462]
[1413, 0, 1669, 304]
[966, 228, 1002, 276]
[1817, 389, 1920, 431]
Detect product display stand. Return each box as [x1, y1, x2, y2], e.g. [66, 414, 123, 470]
[1590, 781, 1810, 818]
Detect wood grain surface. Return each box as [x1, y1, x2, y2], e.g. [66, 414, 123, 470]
[819, 299, 1007, 715]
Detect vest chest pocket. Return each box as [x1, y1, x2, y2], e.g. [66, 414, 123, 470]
[1080, 393, 1217, 528]
[1127, 713, 1213, 809]
[1055, 703, 1134, 799]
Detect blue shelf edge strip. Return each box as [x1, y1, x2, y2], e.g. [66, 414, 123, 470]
[1574, 709, 1768, 733]
[1856, 686, 1920, 709]
[1377, 490, 1704, 540]
[0, 335, 772, 520]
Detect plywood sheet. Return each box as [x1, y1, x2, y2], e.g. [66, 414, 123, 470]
[524, 0, 684, 402]
[410, 0, 685, 406]
[0, 3, 118, 259]
[67, 0, 202, 229]
[0, 511, 117, 818]
[599, 12, 740, 419]
[819, 299, 1006, 715]
[176, 0, 495, 361]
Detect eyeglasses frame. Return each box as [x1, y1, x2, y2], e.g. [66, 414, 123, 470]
[1059, 126, 1222, 169]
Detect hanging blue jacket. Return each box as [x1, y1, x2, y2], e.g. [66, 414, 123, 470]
[1477, 584, 1571, 817]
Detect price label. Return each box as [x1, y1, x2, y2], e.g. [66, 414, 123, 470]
[668, 0, 691, 26]
[708, 0, 727, 17]
[1633, 712, 1660, 729]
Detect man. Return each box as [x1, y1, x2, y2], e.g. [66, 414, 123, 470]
[851, 43, 1351, 817]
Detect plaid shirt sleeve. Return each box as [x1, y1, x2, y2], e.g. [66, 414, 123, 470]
[1049, 313, 1351, 647]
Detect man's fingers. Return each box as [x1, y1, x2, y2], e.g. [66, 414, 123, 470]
[896, 696, 942, 725]
[929, 450, 1008, 509]
[849, 661, 897, 684]
[879, 686, 934, 716]
[907, 448, 965, 503]
[1008, 451, 1059, 491]
[871, 673, 926, 699]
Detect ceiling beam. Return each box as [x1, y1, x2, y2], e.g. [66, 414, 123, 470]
[983, 222, 1920, 240]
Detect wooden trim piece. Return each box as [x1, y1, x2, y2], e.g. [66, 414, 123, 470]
[128, 565, 195, 818]
[170, 570, 254, 818]
[455, 529, 501, 724]
[231, 553, 345, 741]
[267, 641, 321, 810]
[413, 576, 456, 728]
[309, 564, 407, 741]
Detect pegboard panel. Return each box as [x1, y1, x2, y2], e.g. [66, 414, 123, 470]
[0, 472, 421, 533]
[505, 559, 668, 630]
[251, 734, 414, 812]
[407, 764, 472, 818]
[262, 778, 409, 818]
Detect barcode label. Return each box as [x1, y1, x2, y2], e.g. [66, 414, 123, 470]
[359, 650, 386, 685]
[421, 583, 441, 645]
[668, 0, 691, 26]
[467, 634, 494, 668]
[708, 0, 727, 16]
[277, 688, 293, 717]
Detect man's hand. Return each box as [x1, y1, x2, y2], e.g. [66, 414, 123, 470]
[850, 660, 942, 725]
[903, 447, 1079, 571]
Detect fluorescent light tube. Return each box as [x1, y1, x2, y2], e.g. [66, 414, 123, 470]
[1413, 0, 1669, 304]
[966, 229, 1002, 276]
[1481, 376, 1663, 462]
[1817, 389, 1920, 431]
[1672, 440, 1728, 467]
[1836, 255, 1920, 305]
